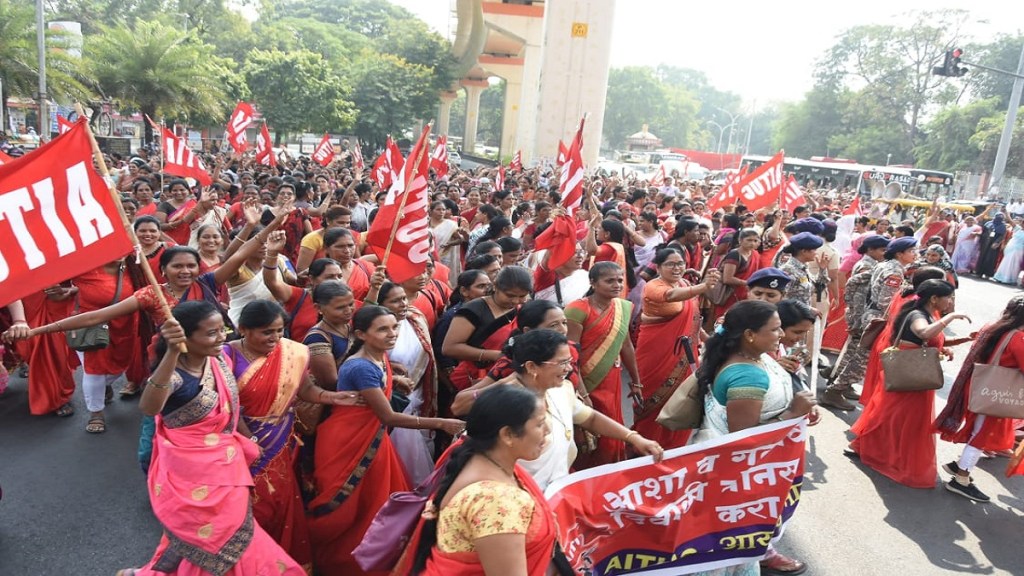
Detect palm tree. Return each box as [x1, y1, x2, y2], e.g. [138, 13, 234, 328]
[87, 20, 234, 144]
[0, 0, 91, 133]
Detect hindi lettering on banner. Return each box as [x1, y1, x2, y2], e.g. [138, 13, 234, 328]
[0, 121, 133, 304]
[545, 419, 807, 576]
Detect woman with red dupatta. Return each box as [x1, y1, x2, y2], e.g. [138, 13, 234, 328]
[116, 300, 305, 576]
[633, 247, 720, 448]
[15, 286, 78, 416]
[848, 280, 968, 489]
[442, 266, 531, 391]
[155, 178, 203, 247]
[592, 220, 637, 300]
[566, 262, 641, 466]
[713, 229, 762, 319]
[307, 306, 465, 576]
[399, 386, 557, 576]
[224, 300, 365, 574]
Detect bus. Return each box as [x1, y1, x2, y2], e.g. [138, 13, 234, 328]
[740, 155, 914, 199]
[907, 169, 955, 199]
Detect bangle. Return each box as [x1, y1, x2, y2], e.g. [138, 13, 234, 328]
[53, 321, 64, 333]
[262, 264, 278, 270]
[623, 430, 639, 443]
[416, 416, 422, 428]
[318, 388, 325, 402]
[472, 389, 480, 399]
[11, 319, 27, 325]
[147, 379, 171, 390]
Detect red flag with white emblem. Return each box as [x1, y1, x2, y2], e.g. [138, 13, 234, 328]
[495, 166, 505, 193]
[312, 134, 335, 167]
[226, 102, 255, 153]
[781, 175, 805, 212]
[560, 117, 586, 215]
[57, 116, 74, 135]
[351, 142, 365, 170]
[255, 124, 276, 167]
[430, 135, 449, 179]
[843, 196, 862, 216]
[371, 137, 404, 190]
[557, 140, 569, 167]
[510, 149, 523, 172]
[0, 121, 133, 304]
[706, 166, 747, 213]
[365, 125, 432, 283]
[734, 151, 784, 213]
[160, 127, 212, 186]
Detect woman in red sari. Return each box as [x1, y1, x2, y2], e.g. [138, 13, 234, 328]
[405, 385, 556, 576]
[848, 280, 968, 488]
[592, 219, 638, 300]
[116, 300, 305, 576]
[15, 285, 79, 416]
[442, 266, 531, 391]
[224, 300, 363, 573]
[714, 228, 762, 319]
[307, 306, 464, 575]
[155, 178, 204, 247]
[633, 247, 719, 448]
[566, 262, 641, 466]
[135, 216, 171, 284]
[934, 295, 1024, 502]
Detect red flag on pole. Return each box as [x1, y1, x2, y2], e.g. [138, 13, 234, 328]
[781, 175, 805, 212]
[650, 164, 666, 187]
[706, 166, 747, 213]
[560, 117, 586, 215]
[312, 134, 335, 167]
[57, 116, 74, 135]
[557, 140, 569, 167]
[371, 137, 404, 190]
[255, 124, 276, 167]
[430, 135, 449, 179]
[365, 125, 433, 283]
[226, 102, 255, 153]
[843, 196, 862, 216]
[160, 126, 213, 186]
[734, 151, 785, 213]
[495, 166, 505, 193]
[351, 142, 365, 170]
[510, 149, 523, 172]
[0, 121, 133, 304]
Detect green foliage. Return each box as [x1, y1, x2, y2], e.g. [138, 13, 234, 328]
[965, 34, 1024, 109]
[242, 49, 356, 144]
[915, 98, 1000, 171]
[448, 81, 506, 147]
[87, 20, 233, 142]
[970, 106, 1024, 177]
[346, 51, 435, 151]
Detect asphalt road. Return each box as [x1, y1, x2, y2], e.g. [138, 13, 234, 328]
[0, 276, 1021, 575]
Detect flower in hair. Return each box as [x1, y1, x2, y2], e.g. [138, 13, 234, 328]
[714, 325, 726, 336]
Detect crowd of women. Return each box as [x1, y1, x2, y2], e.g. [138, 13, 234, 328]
[1, 149, 1023, 576]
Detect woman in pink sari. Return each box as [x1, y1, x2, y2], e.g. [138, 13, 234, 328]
[117, 300, 305, 576]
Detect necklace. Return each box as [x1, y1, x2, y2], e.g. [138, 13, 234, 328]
[321, 317, 350, 338]
[176, 356, 204, 375]
[545, 390, 574, 441]
[736, 349, 763, 363]
[480, 451, 515, 479]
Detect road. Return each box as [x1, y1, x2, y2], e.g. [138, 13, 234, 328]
[0, 276, 1022, 575]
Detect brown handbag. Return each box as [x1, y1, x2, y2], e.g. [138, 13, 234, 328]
[881, 312, 944, 392]
[968, 330, 1024, 419]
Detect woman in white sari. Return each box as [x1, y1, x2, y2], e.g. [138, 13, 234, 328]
[430, 200, 467, 287]
[694, 300, 818, 576]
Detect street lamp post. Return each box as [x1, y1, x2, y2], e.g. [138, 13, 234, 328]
[706, 121, 730, 154]
[715, 107, 743, 154]
[886, 153, 892, 166]
[36, 0, 47, 139]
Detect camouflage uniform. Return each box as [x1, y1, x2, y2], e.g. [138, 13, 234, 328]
[863, 258, 906, 326]
[828, 255, 881, 392]
[780, 257, 815, 307]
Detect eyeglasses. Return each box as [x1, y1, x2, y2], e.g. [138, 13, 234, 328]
[541, 358, 573, 369]
[661, 261, 685, 268]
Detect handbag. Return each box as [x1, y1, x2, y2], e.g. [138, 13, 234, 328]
[656, 373, 702, 430]
[968, 330, 1024, 419]
[353, 452, 448, 572]
[65, 267, 123, 352]
[859, 318, 887, 350]
[705, 280, 734, 306]
[880, 312, 944, 392]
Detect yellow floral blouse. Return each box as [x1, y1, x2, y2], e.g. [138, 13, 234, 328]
[437, 480, 535, 553]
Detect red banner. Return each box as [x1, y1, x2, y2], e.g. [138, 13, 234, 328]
[707, 166, 746, 213]
[0, 150, 13, 165]
[545, 419, 807, 575]
[371, 136, 404, 190]
[161, 127, 212, 186]
[560, 118, 586, 215]
[312, 134, 334, 167]
[226, 102, 255, 153]
[510, 149, 523, 172]
[735, 152, 784, 213]
[0, 121, 134, 304]
[57, 116, 74, 135]
[256, 124, 276, 167]
[430, 135, 449, 179]
[495, 166, 505, 193]
[780, 175, 805, 213]
[352, 142, 365, 170]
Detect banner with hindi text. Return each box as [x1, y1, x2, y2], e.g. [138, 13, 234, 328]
[545, 418, 808, 576]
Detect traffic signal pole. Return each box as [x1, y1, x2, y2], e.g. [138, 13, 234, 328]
[986, 43, 1024, 196]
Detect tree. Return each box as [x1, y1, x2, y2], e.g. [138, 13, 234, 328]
[448, 81, 505, 147]
[970, 106, 1024, 179]
[915, 98, 1000, 172]
[242, 49, 356, 144]
[966, 33, 1024, 109]
[346, 51, 436, 151]
[602, 67, 669, 148]
[87, 20, 234, 143]
[374, 17, 459, 95]
[773, 87, 850, 158]
[272, 0, 412, 36]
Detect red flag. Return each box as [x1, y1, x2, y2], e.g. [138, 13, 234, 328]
[365, 125, 432, 283]
[0, 121, 133, 304]
[781, 175, 805, 212]
[160, 127, 212, 186]
[843, 196, 862, 216]
[734, 151, 784, 213]
[534, 214, 579, 273]
[352, 142, 365, 171]
[706, 166, 747, 213]
[495, 166, 505, 193]
[650, 164, 666, 187]
[557, 140, 569, 167]
[560, 118, 586, 214]
[430, 135, 449, 179]
[57, 116, 74, 135]
[255, 124, 276, 167]
[0, 150, 13, 165]
[312, 134, 335, 167]
[510, 149, 523, 172]
[371, 137, 404, 190]
[226, 102, 255, 153]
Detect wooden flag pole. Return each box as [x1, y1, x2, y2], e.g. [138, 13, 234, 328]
[382, 123, 434, 267]
[76, 103, 184, 351]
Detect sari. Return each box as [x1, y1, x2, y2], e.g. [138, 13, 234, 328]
[15, 291, 78, 415]
[713, 249, 760, 319]
[433, 219, 463, 286]
[132, 356, 305, 576]
[633, 278, 701, 448]
[859, 292, 913, 408]
[593, 242, 629, 299]
[448, 299, 517, 391]
[162, 199, 198, 246]
[417, 467, 558, 576]
[950, 224, 981, 273]
[565, 297, 633, 466]
[851, 310, 945, 489]
[227, 339, 313, 574]
[307, 356, 411, 576]
[226, 265, 276, 327]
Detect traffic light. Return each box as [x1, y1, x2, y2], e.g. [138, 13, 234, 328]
[933, 49, 968, 77]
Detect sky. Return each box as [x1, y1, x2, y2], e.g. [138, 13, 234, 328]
[389, 0, 1023, 106]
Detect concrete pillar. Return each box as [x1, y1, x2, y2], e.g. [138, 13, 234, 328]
[500, 78, 522, 160]
[437, 90, 458, 136]
[462, 80, 487, 155]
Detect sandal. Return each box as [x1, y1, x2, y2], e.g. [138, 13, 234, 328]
[55, 402, 74, 417]
[119, 381, 141, 397]
[760, 549, 808, 576]
[86, 412, 106, 434]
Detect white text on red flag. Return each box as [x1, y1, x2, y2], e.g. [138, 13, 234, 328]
[312, 134, 335, 167]
[226, 102, 255, 153]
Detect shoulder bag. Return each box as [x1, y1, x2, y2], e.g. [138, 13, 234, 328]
[968, 330, 1024, 419]
[880, 312, 944, 392]
[66, 267, 123, 352]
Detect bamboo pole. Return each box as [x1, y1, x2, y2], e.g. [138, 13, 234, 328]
[75, 103, 184, 351]
[382, 123, 433, 267]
